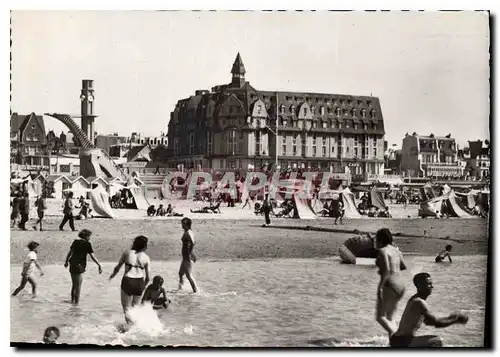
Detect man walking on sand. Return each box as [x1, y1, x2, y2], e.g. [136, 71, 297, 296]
[60, 192, 76, 232]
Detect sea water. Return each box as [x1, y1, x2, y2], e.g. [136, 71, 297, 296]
[10, 256, 486, 347]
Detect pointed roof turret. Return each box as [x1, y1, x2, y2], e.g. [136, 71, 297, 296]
[231, 52, 246, 75]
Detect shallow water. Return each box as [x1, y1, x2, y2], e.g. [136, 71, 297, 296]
[10, 256, 486, 347]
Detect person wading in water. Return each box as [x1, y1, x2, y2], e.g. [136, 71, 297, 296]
[64, 229, 102, 305]
[110, 236, 151, 324]
[178, 217, 198, 293]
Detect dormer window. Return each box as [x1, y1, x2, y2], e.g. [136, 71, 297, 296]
[361, 109, 367, 118]
[280, 105, 285, 114]
[320, 106, 325, 115]
[311, 106, 316, 115]
[351, 109, 356, 117]
[257, 104, 262, 115]
[370, 109, 377, 118]
[303, 107, 308, 116]
[336, 107, 341, 117]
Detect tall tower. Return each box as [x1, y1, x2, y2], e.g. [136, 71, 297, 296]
[80, 79, 97, 145]
[231, 52, 246, 87]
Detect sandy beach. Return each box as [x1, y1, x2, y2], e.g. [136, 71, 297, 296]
[11, 213, 489, 265]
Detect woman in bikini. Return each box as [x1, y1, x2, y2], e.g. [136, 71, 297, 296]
[110, 235, 151, 324]
[375, 228, 407, 338]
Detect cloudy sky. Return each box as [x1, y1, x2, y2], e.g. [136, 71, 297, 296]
[11, 11, 489, 147]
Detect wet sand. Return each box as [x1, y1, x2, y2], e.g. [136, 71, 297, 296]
[10, 215, 489, 265]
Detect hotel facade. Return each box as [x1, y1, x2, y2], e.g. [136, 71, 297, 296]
[166, 53, 386, 175]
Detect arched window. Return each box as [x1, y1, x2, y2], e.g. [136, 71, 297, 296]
[335, 107, 341, 117]
[351, 109, 357, 117]
[290, 105, 295, 114]
[370, 109, 377, 118]
[280, 105, 285, 114]
[361, 109, 367, 118]
[320, 106, 325, 115]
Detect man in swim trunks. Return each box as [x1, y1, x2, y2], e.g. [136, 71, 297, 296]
[390, 272, 468, 348]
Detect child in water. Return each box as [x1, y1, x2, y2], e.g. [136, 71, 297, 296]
[435, 245, 452, 263]
[142, 276, 171, 310]
[43, 326, 60, 344]
[12, 241, 44, 297]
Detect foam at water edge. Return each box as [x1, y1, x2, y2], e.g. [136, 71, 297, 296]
[126, 303, 164, 336]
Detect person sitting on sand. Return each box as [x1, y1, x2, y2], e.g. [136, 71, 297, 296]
[156, 204, 167, 217]
[390, 272, 468, 347]
[142, 275, 171, 310]
[435, 245, 452, 263]
[375, 228, 407, 339]
[12, 241, 44, 297]
[43, 326, 60, 344]
[147, 205, 156, 217]
[166, 204, 173, 216]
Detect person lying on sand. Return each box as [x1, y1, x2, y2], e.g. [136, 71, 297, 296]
[390, 272, 468, 347]
[142, 275, 171, 310]
[435, 245, 452, 263]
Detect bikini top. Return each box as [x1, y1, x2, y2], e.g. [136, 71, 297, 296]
[125, 251, 145, 270]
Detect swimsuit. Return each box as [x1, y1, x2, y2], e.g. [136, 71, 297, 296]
[121, 277, 146, 296]
[435, 256, 444, 263]
[121, 260, 146, 296]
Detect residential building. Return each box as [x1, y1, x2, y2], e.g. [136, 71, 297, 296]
[401, 132, 463, 177]
[465, 140, 490, 179]
[10, 112, 50, 170]
[166, 53, 386, 174]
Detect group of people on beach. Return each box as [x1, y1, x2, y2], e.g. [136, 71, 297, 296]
[373, 228, 467, 347]
[11, 217, 199, 334]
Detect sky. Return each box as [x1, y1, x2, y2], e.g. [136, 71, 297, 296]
[11, 10, 490, 147]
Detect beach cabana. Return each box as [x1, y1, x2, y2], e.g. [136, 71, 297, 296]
[45, 174, 72, 199]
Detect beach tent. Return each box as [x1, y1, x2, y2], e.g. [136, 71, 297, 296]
[369, 186, 388, 211]
[90, 184, 115, 218]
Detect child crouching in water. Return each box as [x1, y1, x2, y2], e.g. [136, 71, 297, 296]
[142, 276, 171, 310]
[12, 241, 44, 297]
[435, 244, 452, 263]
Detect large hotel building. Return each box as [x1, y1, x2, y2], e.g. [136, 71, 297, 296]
[166, 54, 386, 175]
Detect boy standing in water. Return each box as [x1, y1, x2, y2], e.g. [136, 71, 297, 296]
[33, 192, 47, 231]
[12, 241, 44, 297]
[390, 272, 468, 347]
[178, 217, 198, 293]
[142, 276, 171, 309]
[435, 245, 452, 263]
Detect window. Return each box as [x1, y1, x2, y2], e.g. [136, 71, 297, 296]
[320, 107, 325, 115]
[312, 134, 317, 146]
[372, 123, 377, 130]
[293, 135, 297, 156]
[312, 121, 317, 128]
[303, 107, 308, 116]
[322, 147, 327, 157]
[354, 123, 358, 130]
[361, 109, 367, 118]
[346, 121, 350, 129]
[290, 105, 295, 113]
[343, 109, 349, 116]
[230, 130, 237, 154]
[189, 133, 194, 154]
[322, 137, 327, 147]
[257, 104, 262, 115]
[322, 122, 327, 129]
[174, 138, 180, 156]
[280, 105, 285, 114]
[301, 136, 306, 155]
[364, 124, 368, 130]
[352, 109, 356, 117]
[298, 121, 304, 129]
[370, 109, 376, 118]
[336, 107, 341, 117]
[311, 106, 316, 115]
[312, 146, 317, 156]
[207, 132, 213, 155]
[255, 131, 261, 155]
[282, 136, 287, 156]
[373, 148, 377, 158]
